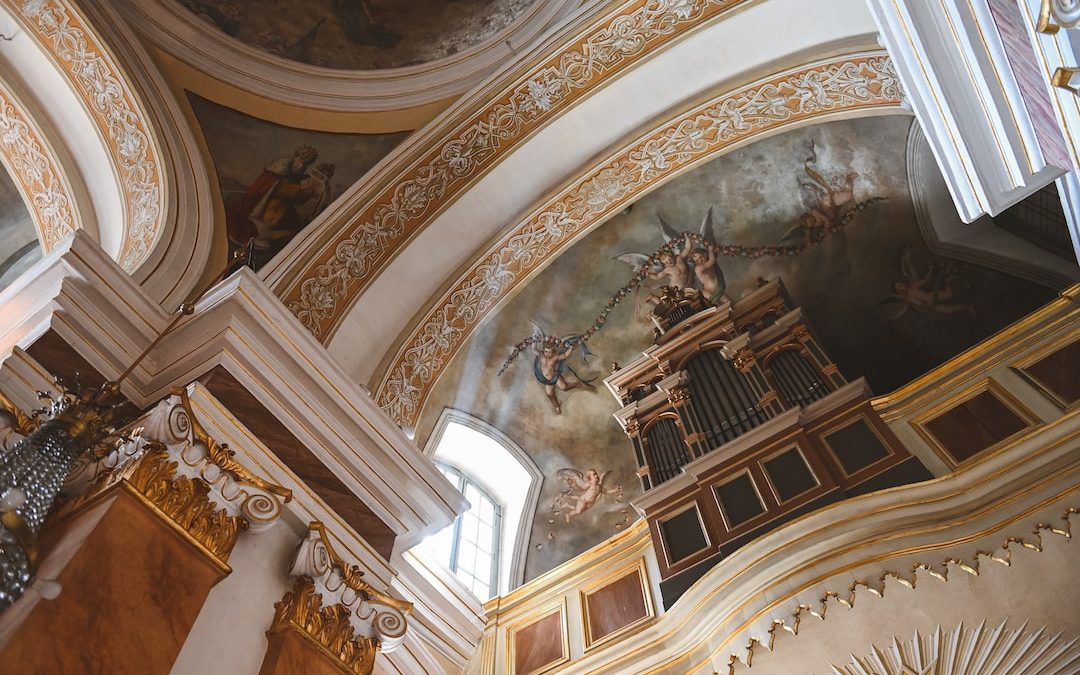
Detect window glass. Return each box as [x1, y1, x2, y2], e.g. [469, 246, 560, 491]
[432, 462, 502, 599]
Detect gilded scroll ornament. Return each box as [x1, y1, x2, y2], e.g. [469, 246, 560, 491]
[288, 523, 412, 654]
[126, 449, 245, 562]
[270, 576, 378, 675]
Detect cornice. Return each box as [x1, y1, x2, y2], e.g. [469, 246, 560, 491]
[374, 52, 904, 427]
[265, 0, 766, 339]
[117, 0, 580, 113]
[0, 232, 466, 554]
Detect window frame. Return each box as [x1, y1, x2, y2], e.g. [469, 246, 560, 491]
[436, 461, 503, 598]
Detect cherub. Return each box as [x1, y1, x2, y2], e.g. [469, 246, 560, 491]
[688, 208, 726, 302]
[614, 211, 726, 314]
[555, 468, 623, 523]
[530, 325, 596, 415]
[879, 250, 976, 319]
[782, 140, 859, 246]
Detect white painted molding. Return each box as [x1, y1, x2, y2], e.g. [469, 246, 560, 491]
[866, 0, 1069, 222]
[0, 231, 467, 553]
[906, 120, 1080, 285]
[117, 0, 581, 112]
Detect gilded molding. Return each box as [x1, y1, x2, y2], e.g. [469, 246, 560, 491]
[0, 79, 78, 250]
[376, 53, 903, 426]
[57, 390, 289, 558]
[281, 0, 759, 339]
[4, 0, 164, 271]
[125, 449, 245, 563]
[269, 576, 379, 675]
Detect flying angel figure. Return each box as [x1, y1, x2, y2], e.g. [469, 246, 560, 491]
[781, 140, 859, 246]
[612, 209, 727, 308]
[555, 468, 623, 523]
[499, 321, 596, 415]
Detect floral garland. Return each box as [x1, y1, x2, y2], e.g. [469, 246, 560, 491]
[499, 197, 886, 373]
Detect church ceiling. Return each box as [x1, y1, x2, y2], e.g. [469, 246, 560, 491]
[187, 94, 407, 268]
[175, 0, 539, 70]
[413, 115, 1060, 580]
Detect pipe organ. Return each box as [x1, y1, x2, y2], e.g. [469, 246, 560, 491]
[607, 281, 931, 605]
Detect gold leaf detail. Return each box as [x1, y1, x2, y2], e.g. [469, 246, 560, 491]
[270, 576, 379, 675]
[126, 450, 246, 563]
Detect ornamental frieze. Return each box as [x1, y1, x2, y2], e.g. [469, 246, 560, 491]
[375, 53, 903, 427]
[4, 0, 164, 271]
[280, 0, 758, 339]
[0, 80, 78, 250]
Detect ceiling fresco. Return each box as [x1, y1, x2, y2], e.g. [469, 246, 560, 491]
[187, 94, 407, 269]
[176, 0, 537, 70]
[0, 166, 42, 292]
[413, 115, 1060, 581]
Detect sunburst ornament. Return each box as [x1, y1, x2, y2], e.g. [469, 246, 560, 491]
[827, 620, 1080, 675]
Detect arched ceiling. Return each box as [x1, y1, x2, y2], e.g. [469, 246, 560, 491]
[408, 114, 1061, 578]
[176, 0, 544, 70]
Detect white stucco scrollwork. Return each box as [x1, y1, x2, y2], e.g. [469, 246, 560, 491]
[289, 524, 412, 653]
[0, 79, 77, 250]
[61, 392, 289, 533]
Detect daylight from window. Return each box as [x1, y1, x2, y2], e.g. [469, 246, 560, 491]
[420, 414, 537, 600]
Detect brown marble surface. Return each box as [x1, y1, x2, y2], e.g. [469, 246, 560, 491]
[259, 628, 350, 675]
[513, 610, 565, 675]
[0, 488, 227, 674]
[585, 569, 649, 644]
[199, 367, 396, 559]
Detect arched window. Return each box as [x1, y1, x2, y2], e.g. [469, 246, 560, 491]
[427, 462, 502, 599]
[420, 409, 542, 599]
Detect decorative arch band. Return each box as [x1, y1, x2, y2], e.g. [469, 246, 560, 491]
[375, 52, 906, 427]
[0, 78, 78, 250]
[280, 0, 759, 339]
[4, 0, 164, 271]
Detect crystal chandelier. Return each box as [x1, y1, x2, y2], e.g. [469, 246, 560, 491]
[0, 381, 125, 609]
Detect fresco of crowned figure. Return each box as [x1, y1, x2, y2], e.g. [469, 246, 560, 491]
[188, 94, 406, 270]
[225, 145, 331, 256]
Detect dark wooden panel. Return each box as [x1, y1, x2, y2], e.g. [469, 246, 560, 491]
[714, 473, 765, 528]
[199, 367, 396, 559]
[823, 418, 891, 475]
[763, 448, 817, 503]
[584, 568, 648, 645]
[924, 390, 1029, 463]
[659, 506, 708, 564]
[513, 610, 564, 675]
[1024, 339, 1080, 405]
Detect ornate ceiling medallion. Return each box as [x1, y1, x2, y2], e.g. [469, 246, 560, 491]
[375, 52, 904, 427]
[5, 0, 164, 271]
[0, 80, 78, 250]
[828, 621, 1080, 675]
[280, 0, 758, 340]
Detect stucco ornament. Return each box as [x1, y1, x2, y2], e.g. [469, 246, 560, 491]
[0, 83, 77, 249]
[283, 0, 755, 339]
[12, 0, 163, 270]
[289, 525, 411, 652]
[827, 620, 1080, 675]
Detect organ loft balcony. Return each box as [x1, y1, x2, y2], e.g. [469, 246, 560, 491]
[606, 278, 934, 604]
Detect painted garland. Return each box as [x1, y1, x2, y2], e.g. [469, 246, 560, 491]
[281, 0, 757, 339]
[376, 53, 904, 427]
